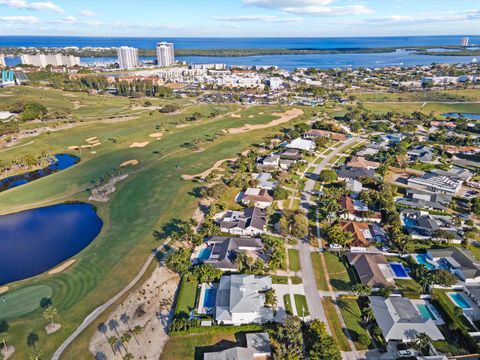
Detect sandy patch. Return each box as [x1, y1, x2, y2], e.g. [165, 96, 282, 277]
[131, 105, 163, 111]
[91, 151, 97, 154]
[45, 323, 62, 334]
[248, 115, 254, 118]
[100, 116, 136, 124]
[0, 286, 9, 295]
[80, 144, 92, 149]
[120, 159, 139, 167]
[89, 266, 179, 360]
[129, 141, 150, 148]
[224, 108, 304, 134]
[182, 157, 237, 180]
[175, 123, 189, 128]
[230, 113, 241, 118]
[259, 112, 264, 115]
[72, 101, 84, 110]
[149, 132, 163, 139]
[63, 93, 77, 98]
[68, 146, 79, 150]
[86, 137, 98, 143]
[48, 259, 76, 275]
[91, 142, 101, 147]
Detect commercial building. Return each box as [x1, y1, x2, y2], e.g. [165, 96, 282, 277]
[156, 42, 175, 67]
[117, 46, 138, 70]
[20, 54, 80, 67]
[407, 173, 463, 194]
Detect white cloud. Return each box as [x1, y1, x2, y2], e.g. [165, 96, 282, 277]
[0, 15, 39, 23]
[0, 0, 63, 12]
[243, 0, 371, 16]
[78, 9, 98, 17]
[214, 14, 303, 23]
[364, 9, 480, 25]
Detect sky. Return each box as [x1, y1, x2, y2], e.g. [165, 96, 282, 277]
[0, 0, 479, 37]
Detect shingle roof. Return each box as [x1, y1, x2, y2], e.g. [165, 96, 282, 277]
[346, 253, 393, 287]
[205, 236, 263, 270]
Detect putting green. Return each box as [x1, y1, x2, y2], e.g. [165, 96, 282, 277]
[0, 285, 53, 319]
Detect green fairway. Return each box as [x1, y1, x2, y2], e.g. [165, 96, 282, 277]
[0, 285, 53, 319]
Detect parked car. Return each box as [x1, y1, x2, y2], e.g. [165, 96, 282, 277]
[398, 350, 415, 358]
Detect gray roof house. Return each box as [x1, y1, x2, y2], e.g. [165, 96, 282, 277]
[396, 189, 451, 211]
[407, 145, 434, 163]
[427, 247, 480, 283]
[252, 173, 277, 190]
[369, 296, 444, 342]
[219, 207, 267, 236]
[401, 210, 460, 242]
[215, 274, 274, 325]
[431, 167, 473, 182]
[336, 166, 375, 180]
[204, 237, 263, 271]
[204, 332, 271, 360]
[407, 173, 463, 194]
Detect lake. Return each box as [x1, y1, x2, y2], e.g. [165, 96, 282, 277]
[0, 203, 103, 285]
[0, 153, 80, 193]
[442, 113, 480, 120]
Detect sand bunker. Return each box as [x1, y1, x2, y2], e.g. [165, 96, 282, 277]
[91, 151, 97, 154]
[129, 141, 150, 148]
[120, 159, 139, 167]
[68, 146, 79, 150]
[224, 108, 304, 134]
[63, 93, 77, 98]
[259, 112, 264, 115]
[86, 137, 98, 143]
[91, 142, 101, 147]
[176, 124, 190, 128]
[182, 157, 237, 180]
[149, 132, 163, 139]
[0, 286, 8, 295]
[48, 259, 76, 275]
[230, 113, 241, 118]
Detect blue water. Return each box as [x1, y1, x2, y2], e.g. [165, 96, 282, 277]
[198, 247, 212, 261]
[0, 203, 103, 285]
[0, 154, 80, 192]
[417, 303, 437, 320]
[416, 254, 436, 270]
[2, 36, 480, 70]
[203, 288, 216, 308]
[442, 113, 480, 120]
[390, 263, 409, 278]
[449, 292, 471, 309]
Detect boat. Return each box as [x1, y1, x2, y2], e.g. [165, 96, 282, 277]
[471, 58, 478, 63]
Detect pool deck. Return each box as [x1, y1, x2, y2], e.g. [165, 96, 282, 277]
[190, 244, 208, 263]
[197, 282, 217, 315]
[411, 299, 445, 325]
[447, 291, 480, 321]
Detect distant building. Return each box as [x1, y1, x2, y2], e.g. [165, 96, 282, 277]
[117, 46, 138, 70]
[0, 55, 5, 68]
[407, 173, 463, 194]
[265, 77, 283, 90]
[156, 42, 175, 67]
[0, 70, 15, 87]
[461, 37, 470, 47]
[20, 54, 80, 67]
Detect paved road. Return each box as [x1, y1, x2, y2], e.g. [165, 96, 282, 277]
[52, 240, 171, 360]
[297, 138, 359, 333]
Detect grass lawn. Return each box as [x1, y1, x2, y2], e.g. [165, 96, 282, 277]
[161, 333, 237, 360]
[0, 85, 314, 359]
[272, 275, 289, 284]
[433, 289, 476, 332]
[175, 278, 198, 318]
[294, 294, 310, 317]
[283, 294, 293, 315]
[322, 297, 351, 351]
[288, 249, 300, 272]
[324, 253, 356, 291]
[311, 253, 329, 291]
[291, 276, 302, 285]
[338, 298, 370, 350]
[0, 285, 53, 319]
[217, 186, 243, 210]
[395, 279, 422, 298]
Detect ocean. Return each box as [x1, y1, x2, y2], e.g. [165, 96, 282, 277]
[2, 35, 479, 70]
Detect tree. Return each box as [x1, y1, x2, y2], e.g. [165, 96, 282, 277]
[273, 186, 290, 200]
[471, 197, 480, 216]
[0, 321, 7, 334]
[264, 288, 277, 308]
[352, 284, 372, 298]
[193, 264, 223, 283]
[305, 319, 341, 360]
[120, 332, 132, 351]
[0, 333, 8, 352]
[107, 336, 118, 356]
[165, 248, 191, 276]
[432, 269, 457, 288]
[378, 285, 394, 298]
[415, 332, 432, 355]
[28, 349, 42, 360]
[318, 169, 338, 183]
[291, 213, 308, 238]
[271, 315, 304, 359]
[361, 306, 375, 324]
[358, 334, 371, 347]
[123, 353, 134, 360]
[43, 306, 58, 326]
[27, 332, 39, 350]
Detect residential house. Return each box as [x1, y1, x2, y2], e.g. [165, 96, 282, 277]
[396, 188, 452, 211]
[431, 167, 473, 182]
[346, 253, 395, 288]
[252, 173, 277, 190]
[427, 247, 480, 283]
[303, 129, 347, 142]
[369, 296, 444, 342]
[256, 155, 280, 171]
[279, 148, 303, 161]
[407, 145, 435, 163]
[215, 274, 274, 325]
[346, 179, 363, 194]
[356, 143, 384, 157]
[219, 207, 267, 236]
[203, 236, 263, 271]
[286, 138, 315, 152]
[336, 166, 375, 181]
[407, 173, 463, 195]
[401, 210, 461, 242]
[339, 220, 372, 247]
[346, 156, 380, 170]
[381, 133, 404, 144]
[339, 195, 381, 223]
[241, 188, 274, 208]
[204, 332, 272, 360]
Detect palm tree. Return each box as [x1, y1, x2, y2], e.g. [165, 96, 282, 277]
[0, 333, 8, 352]
[26, 332, 39, 350]
[43, 306, 58, 326]
[107, 336, 118, 356]
[120, 332, 132, 351]
[130, 325, 143, 345]
[372, 325, 382, 338]
[123, 353, 134, 360]
[28, 349, 42, 360]
[361, 307, 375, 324]
[415, 332, 432, 355]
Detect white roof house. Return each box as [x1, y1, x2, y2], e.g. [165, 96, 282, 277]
[286, 138, 315, 152]
[215, 274, 274, 325]
[369, 296, 444, 342]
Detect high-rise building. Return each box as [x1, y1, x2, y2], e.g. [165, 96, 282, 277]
[0, 55, 6, 68]
[156, 42, 175, 67]
[20, 54, 80, 67]
[461, 37, 470, 47]
[117, 46, 139, 70]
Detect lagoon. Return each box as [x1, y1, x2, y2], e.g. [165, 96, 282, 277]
[0, 203, 103, 285]
[442, 113, 480, 120]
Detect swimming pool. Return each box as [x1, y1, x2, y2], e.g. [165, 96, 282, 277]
[403, 218, 417, 227]
[449, 292, 472, 310]
[415, 254, 436, 270]
[390, 263, 409, 278]
[417, 303, 437, 320]
[203, 287, 217, 308]
[198, 247, 212, 261]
